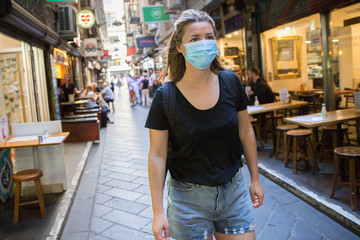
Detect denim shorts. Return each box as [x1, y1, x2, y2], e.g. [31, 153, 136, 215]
[167, 169, 255, 240]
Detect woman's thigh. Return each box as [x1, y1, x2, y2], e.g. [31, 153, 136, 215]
[214, 231, 255, 240]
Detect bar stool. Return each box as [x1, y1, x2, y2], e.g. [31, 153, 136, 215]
[265, 113, 284, 142]
[275, 124, 299, 160]
[319, 125, 351, 161]
[250, 117, 264, 148]
[285, 129, 319, 174]
[331, 146, 360, 211]
[12, 169, 46, 224]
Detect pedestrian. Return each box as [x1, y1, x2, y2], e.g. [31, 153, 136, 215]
[149, 68, 156, 98]
[145, 9, 263, 240]
[140, 73, 150, 107]
[110, 80, 115, 92]
[127, 74, 137, 106]
[116, 77, 121, 93]
[133, 75, 141, 105]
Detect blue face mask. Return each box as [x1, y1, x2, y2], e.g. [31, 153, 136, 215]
[181, 39, 218, 69]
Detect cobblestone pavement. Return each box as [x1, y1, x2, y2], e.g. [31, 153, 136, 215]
[61, 87, 358, 240]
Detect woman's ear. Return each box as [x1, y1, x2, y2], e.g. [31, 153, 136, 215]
[176, 42, 183, 54]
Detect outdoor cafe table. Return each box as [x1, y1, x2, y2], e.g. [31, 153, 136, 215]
[0, 132, 70, 193]
[247, 100, 308, 155]
[284, 109, 360, 147]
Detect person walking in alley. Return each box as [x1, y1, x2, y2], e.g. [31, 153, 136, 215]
[145, 9, 263, 240]
[140, 73, 150, 107]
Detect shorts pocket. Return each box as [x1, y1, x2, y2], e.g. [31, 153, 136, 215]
[232, 170, 244, 185]
[170, 178, 195, 191]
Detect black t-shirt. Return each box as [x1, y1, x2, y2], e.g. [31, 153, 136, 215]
[61, 82, 75, 102]
[252, 77, 275, 104]
[142, 79, 149, 89]
[145, 74, 248, 186]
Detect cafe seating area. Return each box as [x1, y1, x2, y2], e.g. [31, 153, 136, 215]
[250, 88, 360, 217]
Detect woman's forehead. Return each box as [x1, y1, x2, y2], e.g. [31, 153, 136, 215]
[182, 22, 214, 36]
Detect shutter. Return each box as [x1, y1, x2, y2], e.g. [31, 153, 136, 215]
[257, 0, 356, 32]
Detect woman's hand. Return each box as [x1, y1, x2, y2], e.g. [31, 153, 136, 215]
[249, 179, 264, 208]
[152, 212, 169, 240]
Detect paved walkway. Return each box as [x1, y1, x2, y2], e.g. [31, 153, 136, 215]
[61, 87, 358, 240]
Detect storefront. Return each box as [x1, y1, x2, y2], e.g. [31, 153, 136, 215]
[0, 33, 50, 132]
[261, 14, 322, 91]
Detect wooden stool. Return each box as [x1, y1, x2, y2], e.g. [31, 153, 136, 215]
[265, 113, 284, 142]
[275, 124, 299, 160]
[331, 146, 360, 211]
[250, 117, 264, 148]
[285, 129, 319, 174]
[319, 125, 351, 161]
[12, 169, 46, 224]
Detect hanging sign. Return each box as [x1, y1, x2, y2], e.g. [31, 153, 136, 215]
[137, 37, 156, 48]
[84, 38, 98, 57]
[143, 5, 170, 23]
[77, 10, 96, 29]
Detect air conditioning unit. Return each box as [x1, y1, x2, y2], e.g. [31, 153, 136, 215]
[57, 5, 78, 38]
[163, 0, 183, 14]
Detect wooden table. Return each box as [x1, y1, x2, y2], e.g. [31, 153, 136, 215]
[0, 132, 70, 193]
[285, 109, 360, 176]
[60, 100, 88, 116]
[274, 89, 353, 96]
[247, 100, 308, 154]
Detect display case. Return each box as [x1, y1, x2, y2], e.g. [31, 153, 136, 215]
[0, 52, 29, 126]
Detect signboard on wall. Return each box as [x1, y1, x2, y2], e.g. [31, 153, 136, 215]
[127, 47, 136, 56]
[77, 9, 96, 29]
[137, 37, 156, 48]
[84, 38, 98, 57]
[143, 5, 170, 23]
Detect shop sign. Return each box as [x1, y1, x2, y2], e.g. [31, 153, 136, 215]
[84, 38, 98, 57]
[101, 58, 109, 65]
[54, 48, 68, 65]
[137, 37, 156, 48]
[73, 37, 81, 47]
[0, 116, 8, 142]
[0, 148, 13, 202]
[100, 50, 108, 57]
[77, 10, 95, 29]
[143, 5, 170, 23]
[127, 47, 136, 56]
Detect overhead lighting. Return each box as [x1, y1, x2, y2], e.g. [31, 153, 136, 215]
[306, 41, 311, 44]
[234, 32, 239, 35]
[339, 50, 343, 55]
[332, 39, 339, 42]
[227, 34, 232, 38]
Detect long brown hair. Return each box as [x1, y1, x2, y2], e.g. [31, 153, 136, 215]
[162, 9, 223, 83]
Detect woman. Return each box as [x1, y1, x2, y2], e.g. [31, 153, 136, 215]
[145, 9, 264, 240]
[59, 74, 83, 102]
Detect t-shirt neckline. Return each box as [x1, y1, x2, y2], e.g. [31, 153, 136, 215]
[174, 75, 221, 112]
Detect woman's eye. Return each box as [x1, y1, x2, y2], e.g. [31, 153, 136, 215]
[190, 38, 198, 42]
[207, 36, 214, 39]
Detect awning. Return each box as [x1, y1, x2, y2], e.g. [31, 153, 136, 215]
[0, 0, 82, 57]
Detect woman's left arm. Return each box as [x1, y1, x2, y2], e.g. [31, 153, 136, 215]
[238, 110, 264, 207]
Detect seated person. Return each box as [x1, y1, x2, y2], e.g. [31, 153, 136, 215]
[248, 67, 275, 104]
[84, 84, 113, 126]
[101, 82, 115, 105]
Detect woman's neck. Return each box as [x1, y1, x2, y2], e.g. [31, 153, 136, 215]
[181, 63, 213, 87]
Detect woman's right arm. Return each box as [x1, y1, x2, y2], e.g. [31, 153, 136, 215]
[148, 129, 169, 240]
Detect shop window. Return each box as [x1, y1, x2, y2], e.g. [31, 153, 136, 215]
[330, 2, 360, 90]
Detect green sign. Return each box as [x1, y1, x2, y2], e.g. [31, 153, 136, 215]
[77, 9, 96, 29]
[143, 5, 170, 23]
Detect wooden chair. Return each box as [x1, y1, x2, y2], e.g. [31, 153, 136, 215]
[298, 94, 319, 114]
[331, 146, 360, 210]
[275, 124, 299, 160]
[12, 169, 46, 224]
[250, 117, 264, 148]
[285, 129, 319, 174]
[264, 113, 284, 143]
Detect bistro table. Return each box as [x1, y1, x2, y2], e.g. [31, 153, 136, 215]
[247, 100, 308, 155]
[60, 100, 88, 116]
[285, 109, 360, 176]
[0, 132, 70, 193]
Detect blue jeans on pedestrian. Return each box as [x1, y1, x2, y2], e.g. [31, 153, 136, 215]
[167, 168, 255, 240]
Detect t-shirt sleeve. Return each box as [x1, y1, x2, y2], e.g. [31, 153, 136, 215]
[229, 72, 248, 111]
[145, 87, 170, 130]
